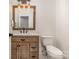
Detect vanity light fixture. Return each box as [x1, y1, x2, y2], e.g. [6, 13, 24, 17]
[17, 0, 31, 8]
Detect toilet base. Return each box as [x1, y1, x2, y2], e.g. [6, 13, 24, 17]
[47, 54, 64, 59]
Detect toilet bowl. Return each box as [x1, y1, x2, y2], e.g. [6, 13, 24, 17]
[41, 36, 64, 59]
[46, 45, 63, 59]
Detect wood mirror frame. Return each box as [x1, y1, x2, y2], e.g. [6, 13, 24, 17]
[12, 5, 36, 30]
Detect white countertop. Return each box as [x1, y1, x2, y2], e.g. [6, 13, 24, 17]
[12, 30, 39, 36]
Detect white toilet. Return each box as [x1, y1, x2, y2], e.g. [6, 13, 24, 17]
[42, 36, 64, 59]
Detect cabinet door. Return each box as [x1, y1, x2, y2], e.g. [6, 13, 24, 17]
[11, 39, 30, 59]
[17, 42, 29, 59]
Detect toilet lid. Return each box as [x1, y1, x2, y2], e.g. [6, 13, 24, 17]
[46, 45, 63, 55]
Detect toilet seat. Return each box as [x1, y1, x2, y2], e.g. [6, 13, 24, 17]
[46, 45, 63, 56]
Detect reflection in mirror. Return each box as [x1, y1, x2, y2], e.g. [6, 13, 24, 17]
[20, 16, 29, 28]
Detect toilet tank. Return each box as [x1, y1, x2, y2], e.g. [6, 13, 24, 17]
[41, 36, 56, 46]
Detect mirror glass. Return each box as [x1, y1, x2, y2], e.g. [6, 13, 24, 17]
[15, 8, 33, 28]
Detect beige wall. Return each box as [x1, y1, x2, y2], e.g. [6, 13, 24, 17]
[56, 0, 69, 58]
[37, 0, 56, 36]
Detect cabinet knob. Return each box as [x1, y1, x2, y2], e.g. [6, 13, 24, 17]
[32, 56, 36, 58]
[31, 47, 36, 49]
[17, 45, 20, 47]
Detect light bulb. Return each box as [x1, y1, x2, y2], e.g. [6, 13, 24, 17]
[18, 5, 20, 8]
[23, 4, 26, 8]
[28, 5, 30, 8]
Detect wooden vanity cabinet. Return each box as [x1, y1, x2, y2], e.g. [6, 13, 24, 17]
[11, 36, 39, 59]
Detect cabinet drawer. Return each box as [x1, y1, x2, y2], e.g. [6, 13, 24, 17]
[30, 52, 38, 59]
[30, 38, 38, 42]
[12, 36, 39, 42]
[12, 38, 21, 43]
[30, 43, 38, 51]
[20, 38, 38, 43]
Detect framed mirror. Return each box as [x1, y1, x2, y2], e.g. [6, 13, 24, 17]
[12, 5, 36, 30]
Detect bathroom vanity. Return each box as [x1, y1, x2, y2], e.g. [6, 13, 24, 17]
[11, 35, 39, 59]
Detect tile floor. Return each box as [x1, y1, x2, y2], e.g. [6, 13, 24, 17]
[39, 55, 68, 59]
